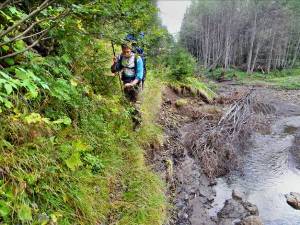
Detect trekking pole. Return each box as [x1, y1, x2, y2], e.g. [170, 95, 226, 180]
[111, 41, 123, 93]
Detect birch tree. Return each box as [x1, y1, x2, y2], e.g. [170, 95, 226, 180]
[180, 0, 300, 73]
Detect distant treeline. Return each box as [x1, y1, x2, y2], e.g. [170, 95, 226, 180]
[180, 0, 300, 73]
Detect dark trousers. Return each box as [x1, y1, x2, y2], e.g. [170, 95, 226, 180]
[123, 82, 142, 129]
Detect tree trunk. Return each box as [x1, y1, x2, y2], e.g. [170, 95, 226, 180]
[291, 36, 300, 67]
[267, 32, 275, 73]
[247, 11, 257, 74]
[251, 41, 261, 72]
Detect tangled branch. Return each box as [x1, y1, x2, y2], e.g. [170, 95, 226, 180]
[184, 90, 258, 177]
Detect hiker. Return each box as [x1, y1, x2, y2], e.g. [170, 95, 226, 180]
[111, 43, 144, 127]
[124, 33, 147, 88]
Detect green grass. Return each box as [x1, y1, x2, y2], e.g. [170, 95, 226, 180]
[166, 75, 217, 102]
[266, 74, 300, 89]
[184, 77, 217, 100]
[207, 67, 300, 90]
[0, 68, 167, 225]
[240, 68, 300, 90]
[137, 70, 164, 148]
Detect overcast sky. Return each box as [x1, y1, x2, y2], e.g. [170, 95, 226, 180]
[157, 0, 191, 36]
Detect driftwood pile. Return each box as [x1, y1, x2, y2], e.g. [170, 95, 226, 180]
[185, 90, 259, 178]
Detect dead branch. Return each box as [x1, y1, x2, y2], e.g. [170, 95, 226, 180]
[18, 28, 49, 41]
[0, 9, 70, 60]
[184, 90, 258, 178]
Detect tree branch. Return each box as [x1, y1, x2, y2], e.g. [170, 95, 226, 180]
[0, 0, 55, 38]
[0, 19, 47, 47]
[0, 0, 24, 10]
[19, 28, 49, 41]
[0, 10, 68, 47]
[0, 0, 11, 10]
[0, 31, 48, 60]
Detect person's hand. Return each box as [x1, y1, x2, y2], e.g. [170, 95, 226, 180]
[124, 83, 133, 89]
[113, 56, 117, 64]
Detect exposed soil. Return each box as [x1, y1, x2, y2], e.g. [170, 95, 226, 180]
[148, 82, 300, 225]
[148, 86, 218, 225]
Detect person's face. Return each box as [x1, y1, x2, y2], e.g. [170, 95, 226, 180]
[122, 47, 131, 58]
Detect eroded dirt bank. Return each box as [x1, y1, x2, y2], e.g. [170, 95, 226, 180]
[148, 83, 300, 225]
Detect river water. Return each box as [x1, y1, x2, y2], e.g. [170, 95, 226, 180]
[211, 104, 300, 224]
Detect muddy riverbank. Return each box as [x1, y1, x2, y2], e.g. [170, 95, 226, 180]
[214, 84, 300, 225]
[149, 83, 300, 225]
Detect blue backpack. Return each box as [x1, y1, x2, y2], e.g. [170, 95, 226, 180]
[132, 46, 146, 83]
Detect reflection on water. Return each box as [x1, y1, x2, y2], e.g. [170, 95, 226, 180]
[211, 116, 300, 225]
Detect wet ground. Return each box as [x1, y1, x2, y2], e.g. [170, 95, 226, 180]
[212, 86, 300, 225]
[149, 83, 300, 225]
[212, 118, 300, 225]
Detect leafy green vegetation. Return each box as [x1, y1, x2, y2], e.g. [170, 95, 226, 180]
[0, 1, 170, 224]
[165, 47, 196, 81]
[0, 90, 167, 224]
[0, 48, 169, 224]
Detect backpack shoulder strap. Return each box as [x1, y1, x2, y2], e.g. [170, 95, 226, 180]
[134, 54, 139, 63]
[118, 54, 123, 62]
[134, 54, 138, 73]
[117, 54, 123, 69]
[134, 54, 142, 65]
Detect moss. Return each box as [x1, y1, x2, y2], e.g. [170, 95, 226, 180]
[175, 98, 188, 108]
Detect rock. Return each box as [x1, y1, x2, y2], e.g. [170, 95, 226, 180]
[209, 180, 217, 186]
[94, 185, 100, 193]
[232, 189, 244, 201]
[175, 201, 184, 209]
[240, 215, 263, 225]
[285, 192, 300, 209]
[178, 211, 189, 220]
[184, 193, 189, 200]
[217, 196, 260, 225]
[243, 202, 259, 215]
[164, 98, 172, 105]
[218, 199, 247, 219]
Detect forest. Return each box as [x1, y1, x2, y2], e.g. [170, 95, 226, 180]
[180, 0, 300, 73]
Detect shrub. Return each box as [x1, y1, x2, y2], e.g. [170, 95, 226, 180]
[166, 47, 196, 81]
